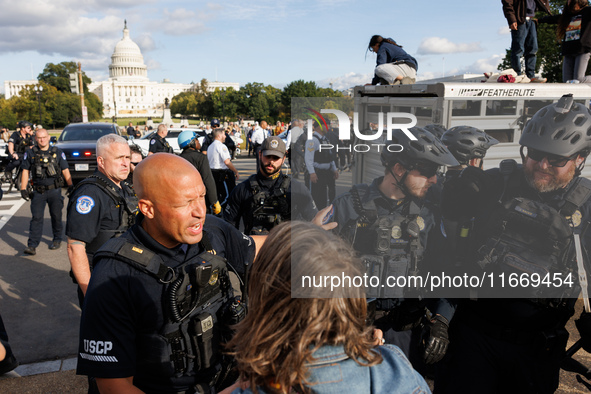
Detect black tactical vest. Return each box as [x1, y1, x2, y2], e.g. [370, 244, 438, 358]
[93, 233, 245, 391]
[31, 146, 62, 182]
[313, 134, 334, 164]
[475, 161, 591, 302]
[152, 134, 174, 153]
[247, 174, 291, 235]
[348, 184, 425, 300]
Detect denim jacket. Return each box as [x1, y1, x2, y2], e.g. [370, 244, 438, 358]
[231, 344, 431, 394]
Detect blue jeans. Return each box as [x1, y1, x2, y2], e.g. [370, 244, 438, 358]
[511, 20, 538, 78]
[563, 53, 591, 82]
[28, 187, 64, 247]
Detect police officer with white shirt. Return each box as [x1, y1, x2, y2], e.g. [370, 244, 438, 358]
[208, 127, 239, 209]
[251, 121, 267, 172]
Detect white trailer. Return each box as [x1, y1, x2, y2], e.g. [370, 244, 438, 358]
[352, 83, 591, 184]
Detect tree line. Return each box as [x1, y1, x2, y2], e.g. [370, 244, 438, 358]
[0, 61, 103, 129]
[0, 61, 345, 129]
[170, 79, 345, 123]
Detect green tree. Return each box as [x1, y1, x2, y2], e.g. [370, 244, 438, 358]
[0, 99, 18, 129]
[36, 62, 103, 123]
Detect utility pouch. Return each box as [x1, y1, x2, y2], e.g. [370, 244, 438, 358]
[190, 313, 218, 370]
[362, 252, 407, 299]
[46, 163, 57, 177]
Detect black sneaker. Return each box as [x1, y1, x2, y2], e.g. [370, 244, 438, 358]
[49, 241, 61, 250]
[24, 246, 36, 255]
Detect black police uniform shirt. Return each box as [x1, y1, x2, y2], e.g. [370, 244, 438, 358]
[179, 148, 218, 208]
[149, 134, 172, 154]
[8, 131, 32, 155]
[224, 173, 318, 230]
[21, 146, 69, 187]
[66, 171, 133, 248]
[77, 215, 255, 393]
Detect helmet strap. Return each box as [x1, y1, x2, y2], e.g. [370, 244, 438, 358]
[576, 156, 586, 176]
[388, 165, 411, 198]
[519, 145, 527, 164]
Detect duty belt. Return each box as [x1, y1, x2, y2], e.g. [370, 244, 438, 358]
[34, 183, 59, 193]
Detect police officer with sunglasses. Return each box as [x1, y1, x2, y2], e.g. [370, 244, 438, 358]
[437, 94, 591, 393]
[325, 127, 459, 368]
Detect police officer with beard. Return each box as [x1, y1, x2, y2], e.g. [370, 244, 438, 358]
[77, 154, 262, 393]
[20, 128, 74, 255]
[436, 95, 591, 393]
[326, 128, 459, 367]
[224, 136, 317, 235]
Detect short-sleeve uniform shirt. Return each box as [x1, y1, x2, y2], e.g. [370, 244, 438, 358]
[66, 171, 132, 246]
[207, 140, 231, 170]
[76, 215, 255, 393]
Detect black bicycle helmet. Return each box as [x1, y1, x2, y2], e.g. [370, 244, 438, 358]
[442, 126, 499, 165]
[422, 124, 447, 140]
[520, 94, 591, 157]
[17, 120, 33, 129]
[381, 127, 459, 169]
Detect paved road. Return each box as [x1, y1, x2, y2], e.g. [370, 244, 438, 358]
[0, 155, 353, 365]
[1, 155, 591, 392]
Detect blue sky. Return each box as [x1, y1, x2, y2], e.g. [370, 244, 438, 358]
[0, 0, 513, 93]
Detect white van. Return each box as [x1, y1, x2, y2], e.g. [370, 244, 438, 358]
[352, 83, 591, 183]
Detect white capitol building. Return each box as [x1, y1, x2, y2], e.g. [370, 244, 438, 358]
[4, 21, 239, 118]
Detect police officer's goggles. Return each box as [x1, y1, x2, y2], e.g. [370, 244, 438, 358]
[412, 162, 440, 178]
[526, 147, 577, 167]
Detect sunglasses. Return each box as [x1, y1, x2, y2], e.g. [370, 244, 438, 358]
[526, 148, 576, 168]
[413, 163, 440, 178]
[131, 162, 141, 166]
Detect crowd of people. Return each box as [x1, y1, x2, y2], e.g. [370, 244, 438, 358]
[2, 95, 591, 393]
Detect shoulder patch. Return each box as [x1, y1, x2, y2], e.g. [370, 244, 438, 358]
[150, 139, 156, 145]
[61, 152, 66, 161]
[76, 195, 95, 215]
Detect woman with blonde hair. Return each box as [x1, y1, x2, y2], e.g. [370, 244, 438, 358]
[223, 221, 430, 394]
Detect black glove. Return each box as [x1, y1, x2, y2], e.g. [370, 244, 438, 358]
[576, 312, 591, 353]
[20, 189, 30, 201]
[67, 185, 75, 198]
[442, 166, 491, 220]
[421, 315, 450, 364]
